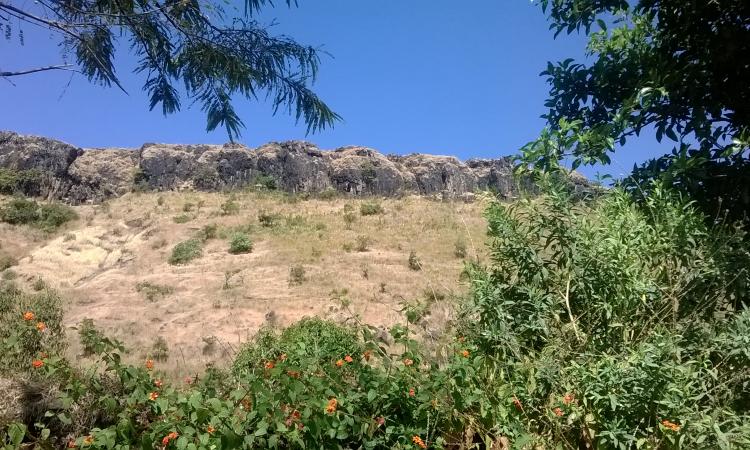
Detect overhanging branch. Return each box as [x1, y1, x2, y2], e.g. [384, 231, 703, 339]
[0, 64, 77, 77]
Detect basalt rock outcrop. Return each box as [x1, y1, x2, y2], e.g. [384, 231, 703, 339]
[0, 131, 557, 203]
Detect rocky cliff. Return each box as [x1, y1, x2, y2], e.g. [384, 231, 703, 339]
[0, 131, 545, 203]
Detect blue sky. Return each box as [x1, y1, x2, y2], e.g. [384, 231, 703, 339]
[1, 0, 666, 179]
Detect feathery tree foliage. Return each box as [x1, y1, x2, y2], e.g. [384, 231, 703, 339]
[523, 0, 750, 221]
[0, 0, 340, 141]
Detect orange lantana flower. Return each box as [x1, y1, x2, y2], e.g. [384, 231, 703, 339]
[67, 439, 77, 448]
[553, 407, 564, 417]
[265, 361, 275, 370]
[335, 359, 344, 367]
[154, 379, 163, 388]
[145, 359, 154, 370]
[403, 358, 414, 366]
[662, 420, 680, 432]
[149, 391, 159, 401]
[460, 349, 470, 358]
[161, 431, 179, 445]
[36, 322, 47, 332]
[412, 435, 427, 449]
[32, 359, 44, 369]
[83, 435, 94, 445]
[344, 355, 354, 363]
[23, 311, 35, 321]
[408, 388, 416, 397]
[325, 398, 338, 414]
[207, 425, 215, 434]
[563, 393, 575, 405]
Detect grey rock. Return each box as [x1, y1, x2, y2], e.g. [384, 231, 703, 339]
[0, 131, 583, 203]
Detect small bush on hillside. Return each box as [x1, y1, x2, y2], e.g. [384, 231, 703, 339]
[172, 213, 191, 224]
[151, 336, 169, 361]
[0, 253, 16, 271]
[2, 270, 17, 281]
[0, 168, 43, 195]
[253, 174, 277, 190]
[78, 318, 123, 357]
[408, 251, 421, 270]
[228, 233, 253, 254]
[343, 211, 357, 229]
[355, 235, 370, 252]
[135, 281, 174, 302]
[288, 264, 306, 286]
[0, 198, 77, 231]
[182, 202, 195, 212]
[220, 197, 240, 215]
[168, 239, 203, 265]
[317, 188, 338, 200]
[233, 317, 362, 374]
[258, 211, 280, 227]
[360, 201, 384, 216]
[199, 223, 218, 240]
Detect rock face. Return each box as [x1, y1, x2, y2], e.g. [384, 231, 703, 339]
[0, 131, 548, 203]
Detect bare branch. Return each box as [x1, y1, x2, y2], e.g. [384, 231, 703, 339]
[0, 64, 78, 77]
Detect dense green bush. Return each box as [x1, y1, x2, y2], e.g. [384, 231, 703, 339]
[0, 198, 78, 231]
[168, 239, 203, 265]
[462, 182, 750, 448]
[228, 233, 253, 254]
[360, 202, 384, 216]
[0, 169, 44, 196]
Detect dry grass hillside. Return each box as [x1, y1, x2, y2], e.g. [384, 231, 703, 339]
[0, 191, 488, 378]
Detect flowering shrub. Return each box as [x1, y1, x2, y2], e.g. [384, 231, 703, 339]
[2, 186, 749, 449]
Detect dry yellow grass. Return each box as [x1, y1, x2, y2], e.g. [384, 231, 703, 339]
[1, 191, 488, 377]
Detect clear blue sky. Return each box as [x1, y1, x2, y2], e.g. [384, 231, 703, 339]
[1, 0, 665, 179]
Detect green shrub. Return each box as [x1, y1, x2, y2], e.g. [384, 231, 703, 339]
[78, 317, 123, 356]
[172, 213, 191, 224]
[0, 198, 41, 225]
[253, 174, 277, 190]
[233, 318, 362, 374]
[360, 201, 384, 216]
[220, 197, 240, 215]
[135, 282, 174, 302]
[462, 184, 750, 449]
[150, 336, 169, 361]
[0, 198, 77, 231]
[228, 233, 253, 254]
[168, 239, 203, 265]
[0, 168, 43, 195]
[355, 235, 370, 252]
[199, 223, 218, 240]
[258, 211, 279, 227]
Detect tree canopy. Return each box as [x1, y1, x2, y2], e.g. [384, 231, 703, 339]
[0, 0, 340, 141]
[523, 0, 750, 220]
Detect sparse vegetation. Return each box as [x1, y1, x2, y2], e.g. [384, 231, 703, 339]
[168, 239, 203, 265]
[150, 336, 169, 362]
[360, 201, 384, 216]
[0, 253, 16, 271]
[172, 213, 191, 224]
[288, 264, 306, 286]
[135, 281, 174, 302]
[199, 223, 218, 241]
[354, 235, 370, 252]
[453, 238, 467, 258]
[408, 250, 421, 270]
[220, 197, 240, 215]
[228, 233, 253, 254]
